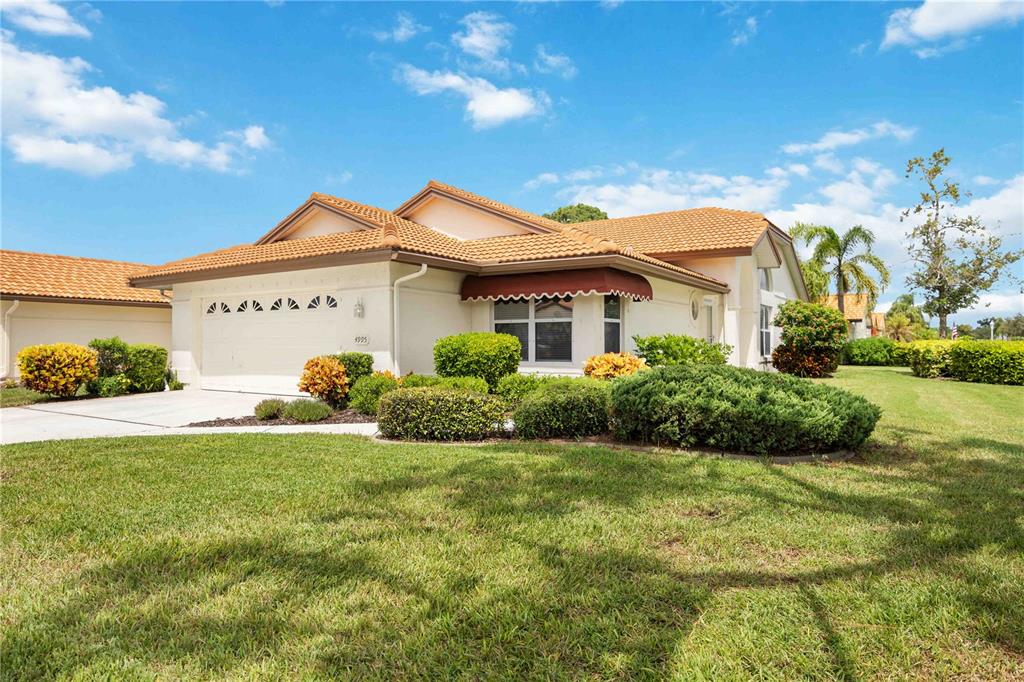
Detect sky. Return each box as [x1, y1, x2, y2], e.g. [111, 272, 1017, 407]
[2, 0, 1022, 324]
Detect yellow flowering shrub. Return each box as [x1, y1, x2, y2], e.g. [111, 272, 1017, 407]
[374, 369, 401, 383]
[17, 343, 98, 397]
[297, 356, 349, 408]
[583, 352, 646, 380]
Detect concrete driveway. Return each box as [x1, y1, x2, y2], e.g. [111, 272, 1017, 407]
[1, 390, 309, 445]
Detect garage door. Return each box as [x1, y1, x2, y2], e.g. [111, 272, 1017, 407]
[201, 292, 340, 393]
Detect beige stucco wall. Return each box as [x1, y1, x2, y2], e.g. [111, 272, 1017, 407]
[405, 197, 533, 240]
[281, 210, 367, 240]
[1, 300, 171, 378]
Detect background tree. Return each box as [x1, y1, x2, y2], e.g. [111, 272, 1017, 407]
[885, 293, 927, 327]
[798, 258, 830, 300]
[902, 148, 1023, 337]
[885, 312, 915, 342]
[543, 203, 608, 224]
[790, 223, 891, 314]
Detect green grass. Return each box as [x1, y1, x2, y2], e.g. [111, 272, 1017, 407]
[0, 387, 48, 408]
[2, 366, 1022, 680]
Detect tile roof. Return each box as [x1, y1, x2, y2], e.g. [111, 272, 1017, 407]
[577, 207, 773, 254]
[132, 184, 735, 291]
[820, 294, 871, 321]
[870, 312, 886, 330]
[1, 250, 169, 305]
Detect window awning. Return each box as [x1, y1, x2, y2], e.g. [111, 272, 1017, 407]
[460, 267, 654, 302]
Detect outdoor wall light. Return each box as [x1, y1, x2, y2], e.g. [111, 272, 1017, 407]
[353, 297, 364, 318]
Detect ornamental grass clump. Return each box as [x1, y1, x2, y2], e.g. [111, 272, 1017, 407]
[254, 398, 286, 420]
[298, 356, 349, 408]
[610, 365, 880, 455]
[17, 343, 98, 397]
[282, 399, 332, 423]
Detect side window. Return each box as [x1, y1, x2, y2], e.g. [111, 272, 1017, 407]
[603, 295, 621, 353]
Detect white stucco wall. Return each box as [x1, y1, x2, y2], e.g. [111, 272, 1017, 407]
[1, 300, 171, 378]
[405, 197, 533, 240]
[394, 263, 472, 375]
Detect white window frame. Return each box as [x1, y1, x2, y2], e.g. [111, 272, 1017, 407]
[705, 300, 715, 343]
[493, 297, 574, 365]
[603, 295, 622, 354]
[759, 304, 773, 357]
[759, 267, 773, 291]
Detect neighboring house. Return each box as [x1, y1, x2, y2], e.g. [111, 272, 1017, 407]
[128, 181, 808, 394]
[821, 294, 879, 339]
[0, 250, 172, 378]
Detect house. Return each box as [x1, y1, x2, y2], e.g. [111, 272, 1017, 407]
[820, 294, 879, 339]
[126, 181, 807, 394]
[1, 250, 172, 378]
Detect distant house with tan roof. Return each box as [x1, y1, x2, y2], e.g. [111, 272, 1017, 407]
[1, 250, 171, 378]
[820, 293, 883, 339]
[110, 180, 809, 393]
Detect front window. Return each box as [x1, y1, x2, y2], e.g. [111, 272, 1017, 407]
[494, 297, 574, 363]
[759, 268, 772, 291]
[760, 304, 772, 356]
[705, 301, 715, 343]
[604, 295, 621, 353]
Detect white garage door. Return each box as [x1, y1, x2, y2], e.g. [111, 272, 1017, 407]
[201, 292, 340, 394]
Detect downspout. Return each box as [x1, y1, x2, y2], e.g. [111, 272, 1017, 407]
[392, 264, 428, 374]
[2, 299, 21, 379]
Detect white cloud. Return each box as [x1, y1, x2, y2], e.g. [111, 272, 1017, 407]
[1, 36, 269, 175]
[451, 11, 523, 75]
[959, 174, 1024, 236]
[782, 120, 916, 155]
[240, 125, 271, 150]
[524, 172, 559, 190]
[882, 0, 1024, 54]
[851, 40, 871, 56]
[373, 12, 429, 43]
[394, 64, 549, 129]
[325, 170, 353, 186]
[973, 175, 1000, 186]
[599, 0, 624, 9]
[534, 45, 577, 79]
[813, 153, 844, 174]
[967, 291, 1024, 316]
[731, 16, 758, 46]
[2, 0, 91, 37]
[787, 163, 811, 178]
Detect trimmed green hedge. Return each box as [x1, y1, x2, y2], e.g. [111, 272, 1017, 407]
[433, 332, 521, 389]
[947, 340, 1024, 385]
[905, 340, 954, 378]
[609, 365, 881, 455]
[378, 387, 506, 441]
[333, 352, 374, 384]
[400, 374, 489, 393]
[349, 374, 400, 415]
[513, 378, 610, 439]
[843, 338, 896, 366]
[494, 373, 557, 408]
[124, 344, 168, 393]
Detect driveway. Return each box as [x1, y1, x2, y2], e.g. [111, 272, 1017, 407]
[1, 390, 375, 445]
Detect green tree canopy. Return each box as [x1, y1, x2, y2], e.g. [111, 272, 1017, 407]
[790, 223, 891, 313]
[542, 204, 608, 224]
[886, 293, 927, 327]
[798, 259, 830, 301]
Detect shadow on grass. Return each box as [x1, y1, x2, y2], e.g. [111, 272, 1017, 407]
[3, 435, 1022, 678]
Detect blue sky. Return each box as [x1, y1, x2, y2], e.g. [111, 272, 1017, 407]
[2, 0, 1022, 323]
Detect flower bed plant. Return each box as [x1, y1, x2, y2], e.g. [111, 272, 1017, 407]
[771, 301, 848, 378]
[582, 352, 646, 380]
[17, 343, 98, 397]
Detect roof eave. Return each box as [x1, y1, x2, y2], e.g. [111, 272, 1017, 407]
[1, 293, 170, 308]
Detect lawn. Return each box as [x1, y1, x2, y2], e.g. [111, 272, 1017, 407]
[2, 367, 1021, 680]
[0, 387, 48, 408]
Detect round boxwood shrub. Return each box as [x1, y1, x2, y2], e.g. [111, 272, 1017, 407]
[124, 344, 168, 393]
[282, 398, 332, 423]
[17, 343, 98, 397]
[843, 337, 896, 366]
[513, 378, 610, 439]
[333, 352, 374, 385]
[349, 373, 401, 415]
[494, 373, 554, 408]
[254, 398, 286, 420]
[610, 365, 881, 455]
[400, 374, 489, 393]
[433, 332, 521, 389]
[771, 301, 848, 378]
[632, 334, 731, 366]
[378, 387, 506, 441]
[947, 340, 1024, 385]
[298, 356, 349, 408]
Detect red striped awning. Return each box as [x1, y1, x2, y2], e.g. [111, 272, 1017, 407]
[460, 267, 653, 302]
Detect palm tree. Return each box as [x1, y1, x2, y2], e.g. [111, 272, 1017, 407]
[885, 312, 915, 342]
[790, 223, 891, 314]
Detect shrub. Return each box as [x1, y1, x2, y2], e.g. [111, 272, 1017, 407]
[513, 378, 610, 439]
[95, 373, 131, 397]
[298, 356, 349, 408]
[583, 352, 646, 380]
[282, 398, 333, 423]
[378, 387, 506, 441]
[124, 344, 169, 393]
[947, 340, 1024, 385]
[333, 352, 374, 384]
[17, 343, 98, 397]
[433, 332, 521, 389]
[349, 374, 401, 415]
[165, 368, 184, 391]
[905, 340, 954, 378]
[892, 342, 914, 367]
[400, 374, 489, 393]
[88, 336, 130, 377]
[632, 334, 731, 366]
[843, 337, 896, 366]
[254, 398, 286, 420]
[494, 373, 555, 408]
[609, 365, 881, 455]
[771, 301, 847, 378]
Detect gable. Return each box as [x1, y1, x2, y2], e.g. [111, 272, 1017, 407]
[276, 206, 371, 241]
[403, 195, 535, 241]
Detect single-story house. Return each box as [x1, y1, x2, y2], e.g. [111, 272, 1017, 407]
[821, 294, 879, 339]
[1, 250, 172, 378]
[127, 181, 808, 394]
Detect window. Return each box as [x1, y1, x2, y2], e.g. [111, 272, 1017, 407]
[219, 303, 230, 314]
[604, 295, 621, 353]
[705, 301, 715, 343]
[325, 295, 337, 309]
[759, 268, 772, 291]
[493, 296, 574, 363]
[307, 295, 321, 309]
[237, 300, 249, 313]
[759, 305, 772, 357]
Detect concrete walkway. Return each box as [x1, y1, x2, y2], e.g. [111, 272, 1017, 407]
[1, 390, 378, 445]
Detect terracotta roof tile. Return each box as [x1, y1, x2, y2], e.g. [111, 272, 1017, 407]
[820, 294, 871, 321]
[1, 250, 169, 305]
[577, 207, 771, 254]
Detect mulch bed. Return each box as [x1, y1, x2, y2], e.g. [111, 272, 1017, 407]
[188, 409, 376, 427]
